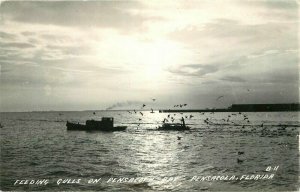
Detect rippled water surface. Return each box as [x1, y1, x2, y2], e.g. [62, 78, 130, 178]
[0, 111, 299, 191]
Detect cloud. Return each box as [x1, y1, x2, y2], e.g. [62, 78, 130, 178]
[0, 1, 162, 32]
[244, 0, 298, 10]
[21, 31, 36, 36]
[0, 31, 17, 40]
[220, 76, 246, 83]
[0, 0, 298, 111]
[0, 42, 35, 49]
[219, 50, 299, 85]
[167, 63, 219, 77]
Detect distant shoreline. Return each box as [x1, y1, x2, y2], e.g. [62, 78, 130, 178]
[159, 103, 300, 113]
[1, 103, 299, 113]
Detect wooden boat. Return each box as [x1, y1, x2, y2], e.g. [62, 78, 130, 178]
[66, 117, 127, 132]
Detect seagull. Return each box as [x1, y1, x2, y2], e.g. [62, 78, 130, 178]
[190, 115, 194, 119]
[150, 108, 154, 113]
[177, 136, 182, 140]
[237, 158, 244, 163]
[238, 151, 244, 155]
[216, 96, 224, 101]
[152, 99, 156, 101]
[183, 104, 187, 106]
[133, 110, 137, 114]
[140, 112, 143, 116]
[142, 104, 146, 108]
[128, 111, 132, 114]
[93, 112, 96, 115]
[139, 118, 142, 121]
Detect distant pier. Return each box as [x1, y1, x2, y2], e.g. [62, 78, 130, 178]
[159, 103, 300, 113]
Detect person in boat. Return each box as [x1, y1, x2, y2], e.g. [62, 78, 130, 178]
[181, 117, 185, 127]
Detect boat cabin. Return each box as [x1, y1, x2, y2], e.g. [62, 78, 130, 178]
[86, 117, 114, 130]
[67, 117, 126, 132]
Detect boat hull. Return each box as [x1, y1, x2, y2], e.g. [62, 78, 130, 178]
[66, 122, 127, 132]
[158, 123, 190, 131]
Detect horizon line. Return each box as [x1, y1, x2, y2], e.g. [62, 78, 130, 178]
[0, 102, 299, 113]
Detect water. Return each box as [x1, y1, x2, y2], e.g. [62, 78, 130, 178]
[0, 111, 299, 191]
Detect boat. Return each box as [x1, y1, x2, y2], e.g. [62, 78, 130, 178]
[158, 117, 190, 131]
[158, 123, 190, 131]
[66, 117, 127, 132]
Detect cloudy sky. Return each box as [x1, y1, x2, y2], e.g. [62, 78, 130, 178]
[0, 0, 299, 112]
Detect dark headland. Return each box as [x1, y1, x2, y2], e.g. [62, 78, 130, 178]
[159, 103, 300, 113]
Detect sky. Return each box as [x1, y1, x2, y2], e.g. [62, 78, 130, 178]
[0, 0, 299, 112]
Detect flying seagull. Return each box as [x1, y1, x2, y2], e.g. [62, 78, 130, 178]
[216, 96, 224, 101]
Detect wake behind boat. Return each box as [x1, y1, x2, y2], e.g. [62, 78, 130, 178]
[66, 117, 127, 132]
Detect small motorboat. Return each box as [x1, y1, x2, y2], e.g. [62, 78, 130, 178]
[158, 117, 190, 131]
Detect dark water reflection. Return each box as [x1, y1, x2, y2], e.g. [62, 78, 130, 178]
[0, 111, 299, 191]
